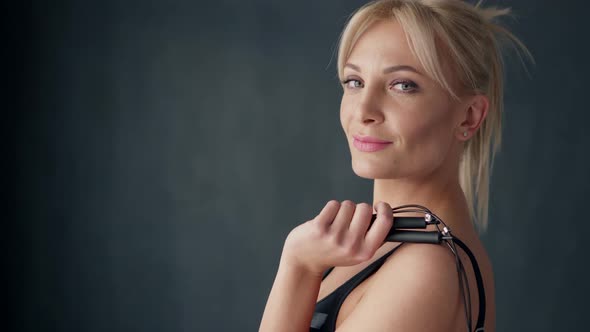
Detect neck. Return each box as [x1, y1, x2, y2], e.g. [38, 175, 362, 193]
[372, 162, 475, 238]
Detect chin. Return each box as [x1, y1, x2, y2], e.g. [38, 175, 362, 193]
[351, 159, 398, 179]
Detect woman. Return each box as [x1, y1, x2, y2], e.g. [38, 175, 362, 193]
[259, 0, 533, 331]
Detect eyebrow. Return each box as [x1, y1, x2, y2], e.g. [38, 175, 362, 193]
[344, 63, 422, 75]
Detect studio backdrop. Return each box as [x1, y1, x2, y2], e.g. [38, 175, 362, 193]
[11, 0, 590, 331]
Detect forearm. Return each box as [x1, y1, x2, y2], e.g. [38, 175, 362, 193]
[259, 256, 323, 332]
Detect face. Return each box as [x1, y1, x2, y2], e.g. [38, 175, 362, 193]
[340, 19, 466, 180]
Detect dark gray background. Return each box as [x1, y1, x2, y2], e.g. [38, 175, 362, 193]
[9, 0, 590, 331]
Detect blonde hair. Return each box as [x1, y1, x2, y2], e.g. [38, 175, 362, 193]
[337, 0, 534, 233]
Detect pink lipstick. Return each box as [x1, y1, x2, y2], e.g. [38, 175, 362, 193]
[352, 134, 392, 152]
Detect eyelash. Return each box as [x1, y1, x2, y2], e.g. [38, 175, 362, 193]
[340, 78, 419, 94]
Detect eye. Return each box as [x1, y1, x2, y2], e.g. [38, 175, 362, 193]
[391, 80, 418, 93]
[341, 79, 363, 89]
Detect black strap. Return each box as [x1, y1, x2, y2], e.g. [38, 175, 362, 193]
[319, 239, 486, 331]
[314, 245, 405, 331]
[452, 237, 486, 331]
[321, 266, 334, 281]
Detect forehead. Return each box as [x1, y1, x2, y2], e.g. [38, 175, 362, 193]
[344, 18, 461, 95]
[346, 19, 421, 71]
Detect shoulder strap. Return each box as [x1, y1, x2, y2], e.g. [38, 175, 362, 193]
[320, 239, 486, 331]
[321, 244, 404, 281]
[317, 244, 406, 330]
[452, 237, 486, 332]
[321, 266, 334, 281]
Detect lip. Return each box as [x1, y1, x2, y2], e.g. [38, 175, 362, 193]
[352, 134, 392, 152]
[352, 134, 392, 143]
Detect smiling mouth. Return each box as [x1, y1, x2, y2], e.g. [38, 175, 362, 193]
[352, 137, 392, 152]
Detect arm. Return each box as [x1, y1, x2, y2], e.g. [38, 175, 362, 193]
[259, 200, 394, 332]
[258, 255, 323, 332]
[335, 243, 465, 332]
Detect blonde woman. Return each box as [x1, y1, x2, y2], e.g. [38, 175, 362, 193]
[259, 1, 532, 331]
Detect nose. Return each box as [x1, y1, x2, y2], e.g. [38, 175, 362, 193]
[355, 87, 385, 125]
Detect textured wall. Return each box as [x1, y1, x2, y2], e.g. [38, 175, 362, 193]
[10, 0, 590, 331]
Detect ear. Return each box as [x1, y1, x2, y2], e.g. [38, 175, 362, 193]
[455, 94, 489, 141]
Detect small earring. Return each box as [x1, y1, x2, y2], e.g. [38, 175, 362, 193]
[463, 132, 468, 137]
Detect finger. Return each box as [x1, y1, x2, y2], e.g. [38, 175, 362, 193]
[364, 201, 393, 251]
[330, 200, 356, 234]
[348, 202, 373, 238]
[314, 200, 340, 228]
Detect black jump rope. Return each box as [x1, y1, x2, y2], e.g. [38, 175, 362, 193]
[367, 204, 486, 332]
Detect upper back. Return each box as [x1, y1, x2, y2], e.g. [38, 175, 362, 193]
[314, 234, 496, 331]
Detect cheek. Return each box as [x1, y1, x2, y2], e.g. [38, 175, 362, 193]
[397, 108, 454, 153]
[339, 99, 352, 132]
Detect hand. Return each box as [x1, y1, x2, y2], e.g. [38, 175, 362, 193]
[281, 200, 394, 276]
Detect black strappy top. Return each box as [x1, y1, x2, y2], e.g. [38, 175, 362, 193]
[309, 239, 486, 332]
[310, 243, 405, 331]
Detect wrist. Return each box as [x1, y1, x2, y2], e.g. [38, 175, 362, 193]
[279, 254, 325, 279]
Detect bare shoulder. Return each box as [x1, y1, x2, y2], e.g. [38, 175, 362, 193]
[381, 242, 460, 275]
[334, 242, 465, 332]
[376, 242, 465, 303]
